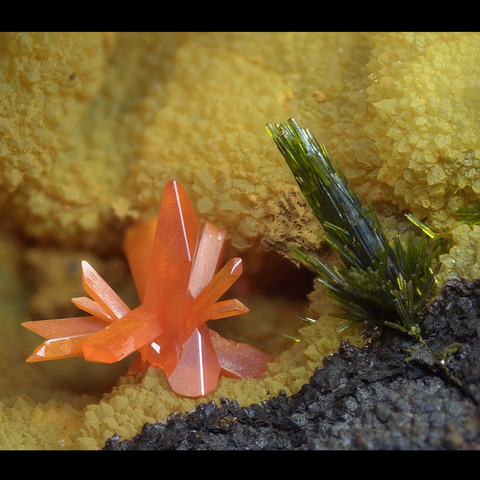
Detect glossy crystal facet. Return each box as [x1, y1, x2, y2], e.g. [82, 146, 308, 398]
[122, 218, 157, 302]
[82, 305, 161, 363]
[166, 323, 221, 397]
[81, 260, 131, 320]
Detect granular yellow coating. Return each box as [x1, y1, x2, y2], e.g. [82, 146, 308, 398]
[126, 42, 293, 250]
[0, 32, 179, 250]
[3, 32, 480, 256]
[437, 224, 480, 285]
[126, 32, 364, 252]
[323, 32, 480, 235]
[0, 32, 364, 253]
[3, 32, 480, 449]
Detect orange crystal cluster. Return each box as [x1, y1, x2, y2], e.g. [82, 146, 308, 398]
[22, 181, 274, 397]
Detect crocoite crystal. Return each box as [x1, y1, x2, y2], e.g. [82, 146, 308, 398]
[22, 181, 274, 397]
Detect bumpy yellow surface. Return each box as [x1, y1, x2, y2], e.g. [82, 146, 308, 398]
[2, 32, 480, 449]
[438, 224, 480, 284]
[0, 32, 178, 249]
[323, 33, 480, 232]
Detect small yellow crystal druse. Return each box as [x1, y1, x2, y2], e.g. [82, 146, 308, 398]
[3, 32, 480, 261]
[0, 32, 176, 249]
[0, 32, 362, 253]
[324, 33, 480, 232]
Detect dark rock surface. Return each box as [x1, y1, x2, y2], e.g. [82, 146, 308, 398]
[104, 278, 480, 450]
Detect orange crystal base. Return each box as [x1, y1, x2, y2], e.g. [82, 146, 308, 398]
[22, 180, 274, 398]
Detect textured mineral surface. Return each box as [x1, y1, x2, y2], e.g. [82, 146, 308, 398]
[2, 32, 480, 449]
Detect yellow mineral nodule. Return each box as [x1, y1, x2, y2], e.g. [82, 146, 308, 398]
[326, 33, 480, 230]
[0, 32, 180, 250]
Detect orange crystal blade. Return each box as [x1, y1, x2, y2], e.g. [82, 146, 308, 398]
[71, 296, 115, 323]
[199, 298, 249, 322]
[136, 340, 162, 370]
[142, 181, 200, 336]
[82, 305, 162, 363]
[126, 351, 151, 377]
[26, 333, 93, 362]
[191, 257, 243, 320]
[122, 217, 157, 302]
[81, 261, 130, 320]
[209, 329, 275, 379]
[152, 300, 197, 375]
[166, 323, 221, 397]
[22, 316, 109, 339]
[188, 221, 226, 299]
